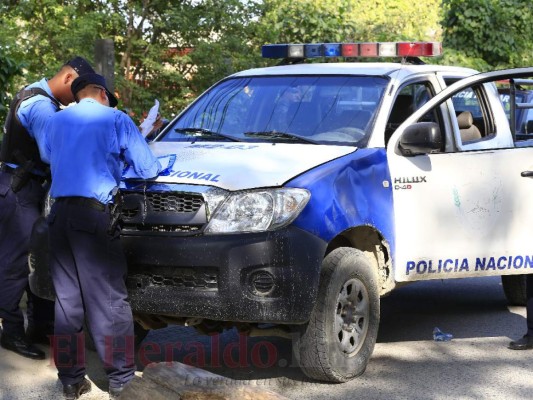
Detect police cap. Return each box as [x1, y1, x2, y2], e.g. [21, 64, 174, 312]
[71, 73, 118, 108]
[65, 56, 95, 76]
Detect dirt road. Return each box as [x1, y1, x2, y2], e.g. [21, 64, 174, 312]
[1, 276, 532, 399]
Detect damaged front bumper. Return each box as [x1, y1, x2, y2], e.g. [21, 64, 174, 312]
[122, 226, 325, 324]
[28, 216, 326, 324]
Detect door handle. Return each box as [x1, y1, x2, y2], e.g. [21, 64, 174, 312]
[521, 171, 533, 177]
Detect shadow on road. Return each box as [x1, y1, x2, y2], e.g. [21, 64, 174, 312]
[377, 276, 525, 342]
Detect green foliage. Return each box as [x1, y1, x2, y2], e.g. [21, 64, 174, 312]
[259, 0, 356, 43]
[1, 0, 533, 124]
[442, 0, 533, 69]
[345, 0, 442, 42]
[436, 48, 491, 72]
[257, 0, 442, 45]
[1, 0, 109, 83]
[0, 0, 264, 121]
[120, 0, 265, 119]
[185, 0, 265, 95]
[0, 45, 24, 137]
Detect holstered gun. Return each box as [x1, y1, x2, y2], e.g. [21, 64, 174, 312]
[108, 189, 124, 235]
[10, 157, 35, 193]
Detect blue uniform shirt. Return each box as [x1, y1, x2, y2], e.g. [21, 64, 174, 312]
[17, 78, 59, 160]
[44, 98, 162, 204]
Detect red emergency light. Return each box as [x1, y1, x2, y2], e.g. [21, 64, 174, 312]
[397, 42, 442, 57]
[359, 43, 379, 57]
[340, 43, 358, 57]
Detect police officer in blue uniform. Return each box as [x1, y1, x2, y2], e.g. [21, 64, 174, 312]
[43, 73, 161, 400]
[509, 275, 533, 350]
[0, 57, 95, 359]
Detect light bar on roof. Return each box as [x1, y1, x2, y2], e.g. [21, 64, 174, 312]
[304, 44, 321, 58]
[378, 42, 397, 57]
[261, 42, 442, 59]
[262, 44, 304, 59]
[323, 43, 341, 57]
[397, 42, 442, 57]
[341, 43, 358, 57]
[359, 43, 378, 57]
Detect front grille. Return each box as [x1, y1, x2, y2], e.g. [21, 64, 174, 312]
[122, 224, 202, 233]
[122, 192, 204, 218]
[151, 192, 203, 213]
[127, 267, 218, 290]
[121, 191, 207, 234]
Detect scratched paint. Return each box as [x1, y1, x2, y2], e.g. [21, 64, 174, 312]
[453, 187, 461, 207]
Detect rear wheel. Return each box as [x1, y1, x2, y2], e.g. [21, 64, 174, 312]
[293, 247, 380, 382]
[501, 275, 527, 306]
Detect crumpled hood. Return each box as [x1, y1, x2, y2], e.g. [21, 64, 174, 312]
[142, 141, 356, 191]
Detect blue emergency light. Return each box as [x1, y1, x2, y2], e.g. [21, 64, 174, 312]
[262, 42, 442, 60]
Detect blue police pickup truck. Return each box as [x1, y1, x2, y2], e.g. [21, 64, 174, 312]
[30, 42, 533, 382]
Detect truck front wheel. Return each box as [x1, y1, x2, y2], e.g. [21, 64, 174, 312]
[293, 247, 380, 382]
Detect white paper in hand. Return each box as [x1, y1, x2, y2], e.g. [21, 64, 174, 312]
[139, 99, 160, 137]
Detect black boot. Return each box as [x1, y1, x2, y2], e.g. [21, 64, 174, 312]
[109, 385, 124, 400]
[508, 334, 533, 350]
[0, 332, 45, 359]
[63, 378, 92, 400]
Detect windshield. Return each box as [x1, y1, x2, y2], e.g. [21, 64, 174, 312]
[160, 75, 388, 146]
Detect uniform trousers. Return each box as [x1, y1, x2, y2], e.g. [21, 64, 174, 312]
[0, 170, 54, 337]
[527, 274, 533, 337]
[48, 200, 135, 388]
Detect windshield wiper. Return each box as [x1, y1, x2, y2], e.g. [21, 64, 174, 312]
[243, 131, 319, 144]
[174, 127, 244, 142]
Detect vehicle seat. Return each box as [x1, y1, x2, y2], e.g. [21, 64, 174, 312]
[457, 111, 481, 142]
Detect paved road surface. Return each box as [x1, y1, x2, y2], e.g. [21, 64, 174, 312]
[1, 276, 532, 399]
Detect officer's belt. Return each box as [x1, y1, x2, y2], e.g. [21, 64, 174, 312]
[0, 162, 46, 183]
[56, 196, 108, 212]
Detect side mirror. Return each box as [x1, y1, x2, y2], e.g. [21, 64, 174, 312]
[399, 122, 442, 156]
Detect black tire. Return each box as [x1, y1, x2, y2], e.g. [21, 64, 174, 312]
[293, 247, 380, 382]
[501, 274, 527, 306]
